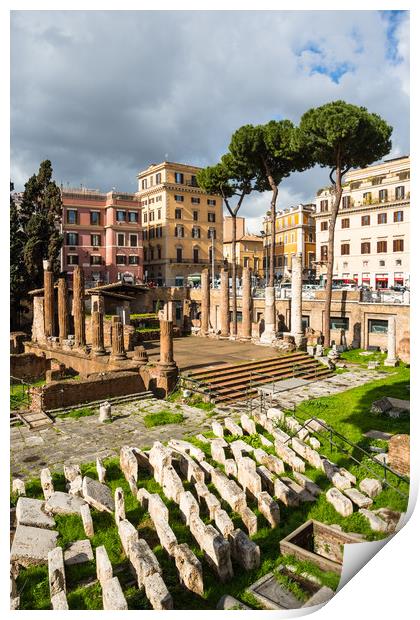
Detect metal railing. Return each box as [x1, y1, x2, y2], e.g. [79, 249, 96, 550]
[10, 376, 31, 410]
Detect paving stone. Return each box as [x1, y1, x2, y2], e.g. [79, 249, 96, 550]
[16, 497, 56, 529]
[64, 539, 94, 565]
[45, 492, 86, 516]
[11, 525, 59, 567]
[82, 477, 115, 513]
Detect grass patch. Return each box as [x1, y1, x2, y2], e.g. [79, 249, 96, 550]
[57, 407, 96, 420]
[10, 378, 45, 411]
[143, 410, 184, 428]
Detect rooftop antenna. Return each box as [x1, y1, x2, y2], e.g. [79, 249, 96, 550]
[164, 153, 169, 161]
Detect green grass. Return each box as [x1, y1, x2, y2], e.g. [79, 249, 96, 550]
[10, 378, 45, 411]
[143, 410, 184, 428]
[57, 407, 97, 420]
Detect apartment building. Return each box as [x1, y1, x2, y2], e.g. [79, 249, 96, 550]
[314, 156, 410, 289]
[136, 162, 223, 286]
[262, 204, 316, 281]
[61, 188, 143, 287]
[223, 216, 264, 278]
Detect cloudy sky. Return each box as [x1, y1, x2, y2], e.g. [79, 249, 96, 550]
[11, 10, 409, 232]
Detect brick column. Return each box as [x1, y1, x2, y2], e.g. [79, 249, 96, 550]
[241, 267, 252, 339]
[91, 310, 106, 356]
[43, 260, 55, 338]
[384, 315, 397, 366]
[220, 268, 230, 337]
[111, 316, 127, 360]
[73, 266, 86, 348]
[291, 253, 304, 348]
[200, 268, 210, 336]
[57, 275, 69, 342]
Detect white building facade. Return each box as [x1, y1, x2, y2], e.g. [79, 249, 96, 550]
[314, 156, 410, 289]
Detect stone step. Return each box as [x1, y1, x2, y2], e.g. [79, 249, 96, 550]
[186, 352, 308, 380]
[46, 391, 155, 415]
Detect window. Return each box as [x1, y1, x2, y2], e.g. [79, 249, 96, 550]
[341, 218, 350, 229]
[363, 192, 372, 205]
[396, 259, 402, 266]
[208, 228, 216, 239]
[320, 245, 328, 261]
[361, 215, 370, 226]
[341, 243, 350, 255]
[330, 317, 349, 331]
[321, 221, 328, 231]
[368, 319, 388, 334]
[157, 209, 161, 220]
[117, 233, 125, 246]
[143, 212, 147, 223]
[175, 172, 184, 184]
[142, 230, 148, 241]
[90, 255, 102, 266]
[393, 239, 404, 252]
[208, 212, 216, 223]
[191, 197, 200, 204]
[193, 210, 198, 221]
[130, 234, 138, 247]
[66, 232, 79, 246]
[150, 247, 154, 260]
[156, 226, 163, 238]
[379, 189, 388, 202]
[320, 200, 329, 212]
[157, 246, 162, 259]
[377, 213, 387, 224]
[302, 316, 310, 330]
[394, 211, 403, 222]
[192, 227, 201, 239]
[395, 185, 405, 200]
[174, 195, 184, 203]
[207, 199, 216, 206]
[149, 211, 154, 222]
[377, 240, 387, 253]
[116, 255, 127, 265]
[190, 175, 198, 187]
[156, 173, 162, 184]
[141, 179, 148, 189]
[175, 276, 184, 287]
[90, 211, 100, 225]
[149, 227, 155, 240]
[128, 211, 138, 223]
[379, 260, 385, 267]
[67, 254, 79, 265]
[129, 255, 139, 265]
[342, 195, 351, 209]
[91, 234, 101, 247]
[193, 248, 199, 263]
[116, 210, 126, 222]
[67, 209, 77, 224]
[175, 225, 184, 238]
[176, 248, 183, 262]
[175, 208, 182, 219]
[361, 242, 371, 254]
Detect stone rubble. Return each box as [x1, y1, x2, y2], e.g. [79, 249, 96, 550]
[360, 478, 383, 498]
[102, 576, 128, 610]
[40, 468, 54, 500]
[326, 487, 353, 517]
[16, 497, 56, 530]
[82, 476, 115, 513]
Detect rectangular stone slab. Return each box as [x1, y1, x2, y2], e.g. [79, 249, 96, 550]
[82, 477, 115, 513]
[64, 539, 94, 565]
[45, 492, 87, 516]
[16, 497, 56, 529]
[11, 525, 59, 567]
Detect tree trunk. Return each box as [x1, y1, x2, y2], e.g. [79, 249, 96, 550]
[231, 214, 237, 336]
[324, 165, 343, 347]
[267, 177, 278, 288]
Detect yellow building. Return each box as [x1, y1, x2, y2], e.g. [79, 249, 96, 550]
[263, 204, 316, 281]
[223, 216, 264, 278]
[136, 162, 224, 286]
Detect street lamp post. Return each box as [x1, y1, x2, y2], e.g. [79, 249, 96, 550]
[260, 229, 269, 286]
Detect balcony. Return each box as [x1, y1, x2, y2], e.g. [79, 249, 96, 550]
[169, 258, 222, 265]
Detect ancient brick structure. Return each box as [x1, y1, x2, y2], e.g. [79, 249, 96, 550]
[388, 434, 410, 476]
[73, 266, 86, 349]
[111, 317, 127, 360]
[57, 276, 69, 342]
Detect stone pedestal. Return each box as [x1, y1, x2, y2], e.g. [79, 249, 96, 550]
[57, 276, 69, 343]
[73, 266, 86, 349]
[158, 320, 176, 368]
[200, 268, 210, 336]
[260, 287, 276, 344]
[91, 311, 106, 356]
[43, 262, 55, 338]
[220, 269, 230, 337]
[290, 253, 304, 349]
[111, 316, 127, 360]
[384, 316, 398, 367]
[241, 268, 252, 340]
[134, 345, 148, 365]
[99, 402, 112, 423]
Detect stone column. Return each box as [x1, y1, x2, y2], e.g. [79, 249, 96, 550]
[73, 266, 86, 348]
[57, 276, 69, 343]
[290, 253, 304, 348]
[384, 315, 397, 366]
[92, 310, 106, 356]
[43, 260, 55, 338]
[111, 316, 127, 360]
[220, 268, 230, 337]
[158, 319, 176, 367]
[260, 287, 276, 344]
[241, 267, 252, 340]
[32, 296, 45, 343]
[200, 268, 210, 336]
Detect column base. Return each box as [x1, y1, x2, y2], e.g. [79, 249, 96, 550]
[93, 349, 107, 357]
[111, 353, 128, 361]
[260, 325, 277, 345]
[384, 358, 398, 367]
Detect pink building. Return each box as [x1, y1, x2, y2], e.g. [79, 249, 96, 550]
[61, 188, 143, 287]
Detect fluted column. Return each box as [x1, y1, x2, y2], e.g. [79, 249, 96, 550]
[111, 316, 127, 360]
[291, 253, 304, 348]
[43, 260, 55, 338]
[159, 319, 175, 367]
[220, 268, 230, 337]
[57, 275, 69, 342]
[241, 267, 252, 339]
[73, 266, 86, 348]
[92, 310, 106, 356]
[200, 268, 210, 336]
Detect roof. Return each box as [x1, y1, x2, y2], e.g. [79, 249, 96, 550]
[85, 281, 149, 297]
[223, 233, 263, 244]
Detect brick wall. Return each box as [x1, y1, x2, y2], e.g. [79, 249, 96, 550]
[30, 370, 145, 412]
[388, 434, 410, 476]
[10, 332, 29, 354]
[10, 353, 48, 382]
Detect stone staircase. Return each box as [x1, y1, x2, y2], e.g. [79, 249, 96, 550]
[183, 353, 333, 405]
